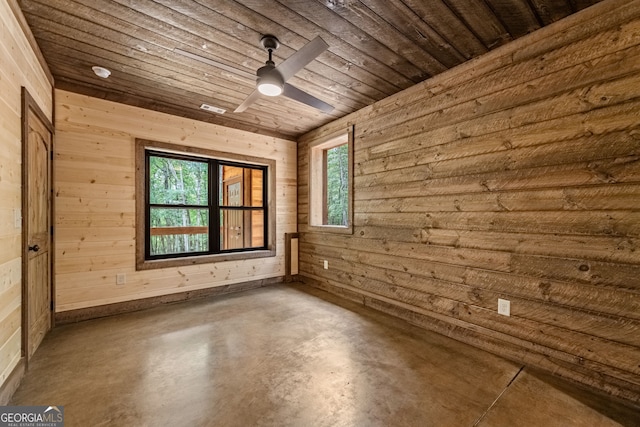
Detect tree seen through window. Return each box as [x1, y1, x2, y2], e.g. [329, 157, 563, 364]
[149, 156, 209, 256]
[326, 144, 349, 226]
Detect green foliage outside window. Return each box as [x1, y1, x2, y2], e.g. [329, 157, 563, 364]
[149, 156, 209, 255]
[326, 144, 349, 226]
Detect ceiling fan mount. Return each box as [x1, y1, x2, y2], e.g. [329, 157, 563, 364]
[260, 34, 280, 52]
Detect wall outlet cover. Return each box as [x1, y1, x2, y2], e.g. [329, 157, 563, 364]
[116, 273, 126, 285]
[498, 298, 511, 316]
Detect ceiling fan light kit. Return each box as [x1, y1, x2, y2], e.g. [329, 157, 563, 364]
[257, 79, 283, 96]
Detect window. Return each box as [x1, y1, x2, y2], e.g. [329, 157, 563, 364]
[309, 126, 354, 233]
[136, 140, 276, 270]
[325, 144, 349, 226]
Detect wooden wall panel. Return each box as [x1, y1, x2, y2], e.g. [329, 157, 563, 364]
[0, 0, 53, 398]
[297, 0, 640, 403]
[54, 90, 297, 312]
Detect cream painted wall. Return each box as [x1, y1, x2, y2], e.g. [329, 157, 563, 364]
[54, 90, 297, 311]
[0, 1, 52, 388]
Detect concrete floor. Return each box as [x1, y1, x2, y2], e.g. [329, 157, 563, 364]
[11, 283, 640, 426]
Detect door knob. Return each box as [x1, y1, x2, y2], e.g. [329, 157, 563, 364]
[28, 245, 40, 252]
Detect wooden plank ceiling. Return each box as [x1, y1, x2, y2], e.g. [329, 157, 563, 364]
[18, 0, 602, 139]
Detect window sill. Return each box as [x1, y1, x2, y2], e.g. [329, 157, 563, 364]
[307, 224, 353, 235]
[136, 248, 276, 271]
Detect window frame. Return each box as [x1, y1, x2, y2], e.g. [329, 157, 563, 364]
[308, 125, 354, 234]
[135, 139, 276, 271]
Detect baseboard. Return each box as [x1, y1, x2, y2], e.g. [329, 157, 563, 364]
[56, 277, 284, 325]
[0, 358, 25, 405]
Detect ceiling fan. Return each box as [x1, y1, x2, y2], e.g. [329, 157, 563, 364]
[175, 35, 334, 114]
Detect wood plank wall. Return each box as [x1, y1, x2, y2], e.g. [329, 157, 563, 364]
[54, 90, 297, 312]
[0, 0, 52, 393]
[297, 0, 640, 403]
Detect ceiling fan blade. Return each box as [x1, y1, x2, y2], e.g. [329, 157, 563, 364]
[234, 89, 262, 113]
[275, 36, 329, 82]
[282, 83, 334, 113]
[174, 48, 256, 80]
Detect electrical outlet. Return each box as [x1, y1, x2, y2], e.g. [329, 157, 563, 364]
[498, 298, 510, 316]
[116, 273, 126, 285]
[323, 260, 329, 270]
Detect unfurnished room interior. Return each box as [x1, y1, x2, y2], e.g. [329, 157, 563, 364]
[1, 0, 639, 425]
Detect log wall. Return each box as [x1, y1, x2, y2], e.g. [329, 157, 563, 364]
[54, 90, 297, 312]
[0, 0, 52, 394]
[297, 0, 640, 402]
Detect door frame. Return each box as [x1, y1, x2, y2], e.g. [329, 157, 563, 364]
[21, 87, 55, 365]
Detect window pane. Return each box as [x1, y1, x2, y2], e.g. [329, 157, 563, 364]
[220, 209, 265, 250]
[250, 169, 264, 207]
[220, 165, 244, 206]
[219, 165, 264, 207]
[250, 210, 265, 247]
[220, 208, 244, 250]
[149, 208, 209, 255]
[149, 156, 208, 205]
[326, 144, 349, 226]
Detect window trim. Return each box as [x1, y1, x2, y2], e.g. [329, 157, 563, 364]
[135, 139, 276, 271]
[308, 125, 354, 234]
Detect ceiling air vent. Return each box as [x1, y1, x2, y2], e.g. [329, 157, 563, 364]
[200, 103, 226, 114]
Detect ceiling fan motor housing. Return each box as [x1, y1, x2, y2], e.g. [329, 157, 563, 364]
[257, 63, 284, 96]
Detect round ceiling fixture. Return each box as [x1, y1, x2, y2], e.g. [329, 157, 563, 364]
[92, 66, 111, 79]
[257, 64, 283, 96]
